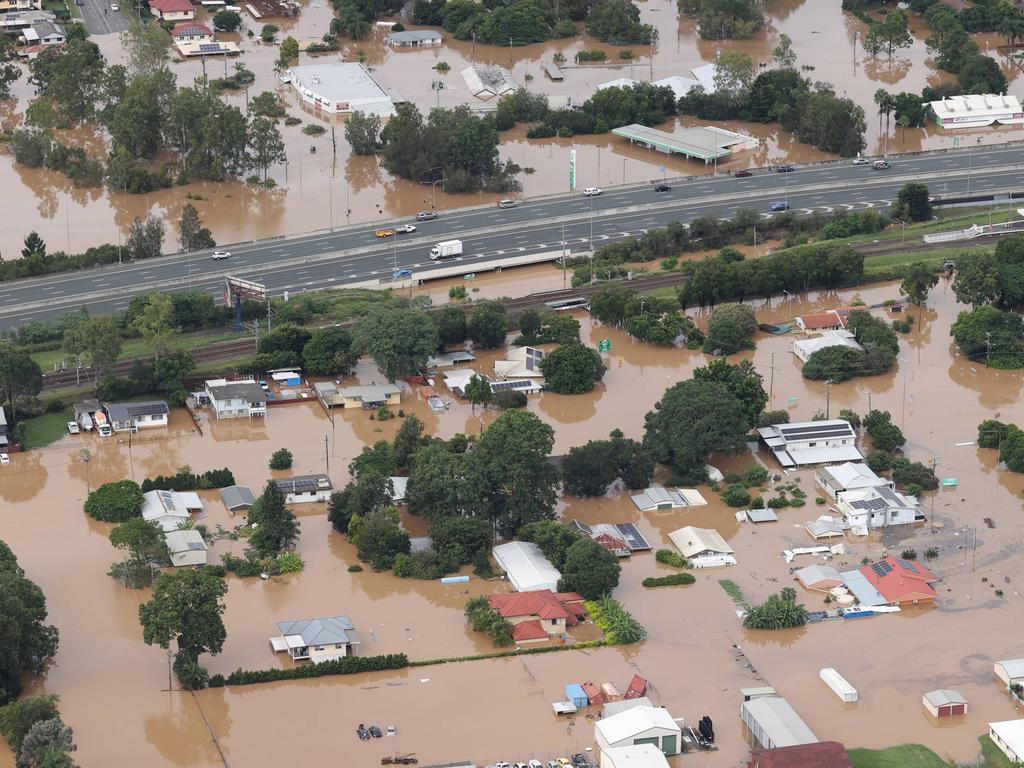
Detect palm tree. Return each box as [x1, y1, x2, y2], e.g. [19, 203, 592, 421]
[874, 88, 890, 133]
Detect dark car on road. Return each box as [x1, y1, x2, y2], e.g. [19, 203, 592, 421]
[654, 184, 671, 192]
[416, 211, 438, 221]
[775, 164, 794, 173]
[872, 160, 891, 170]
[771, 201, 790, 212]
[734, 169, 752, 178]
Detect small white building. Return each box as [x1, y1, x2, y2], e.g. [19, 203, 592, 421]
[815, 462, 892, 499]
[667, 526, 735, 568]
[270, 615, 359, 663]
[288, 62, 395, 116]
[630, 486, 707, 512]
[990, 720, 1024, 763]
[929, 94, 1024, 129]
[164, 529, 208, 567]
[205, 379, 268, 420]
[756, 420, 862, 468]
[600, 743, 670, 768]
[820, 668, 858, 703]
[740, 696, 818, 750]
[594, 705, 682, 756]
[142, 490, 204, 532]
[492, 540, 561, 592]
[837, 485, 920, 532]
[274, 474, 332, 504]
[803, 516, 845, 540]
[792, 330, 862, 364]
[795, 564, 844, 591]
[494, 346, 545, 379]
[104, 400, 169, 432]
[995, 659, 1024, 691]
[147, 0, 195, 20]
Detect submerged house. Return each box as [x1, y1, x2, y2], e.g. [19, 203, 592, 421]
[141, 490, 203, 532]
[205, 380, 268, 420]
[104, 400, 169, 431]
[857, 556, 937, 605]
[836, 485, 922, 532]
[274, 474, 332, 504]
[668, 526, 735, 568]
[269, 616, 359, 662]
[756, 420, 862, 468]
[488, 590, 585, 643]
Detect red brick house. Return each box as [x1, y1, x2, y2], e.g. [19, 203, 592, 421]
[488, 590, 585, 643]
[858, 556, 937, 605]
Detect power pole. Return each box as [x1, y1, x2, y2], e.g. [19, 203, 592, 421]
[825, 379, 833, 419]
[324, 434, 329, 475]
[985, 331, 992, 367]
[768, 352, 775, 407]
[929, 458, 937, 529]
[330, 126, 337, 158]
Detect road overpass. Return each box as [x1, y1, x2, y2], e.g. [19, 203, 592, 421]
[1, 144, 1022, 332]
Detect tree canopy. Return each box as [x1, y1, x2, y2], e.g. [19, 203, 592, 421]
[692, 359, 766, 428]
[950, 305, 1024, 368]
[84, 480, 144, 522]
[538, 343, 605, 394]
[558, 538, 621, 599]
[248, 481, 300, 555]
[138, 569, 228, 658]
[561, 434, 654, 496]
[354, 305, 438, 381]
[0, 545, 60, 704]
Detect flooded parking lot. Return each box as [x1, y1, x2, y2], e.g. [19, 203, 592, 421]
[2, 275, 1024, 766]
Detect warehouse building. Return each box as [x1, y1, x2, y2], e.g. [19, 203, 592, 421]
[740, 696, 818, 750]
[287, 63, 395, 116]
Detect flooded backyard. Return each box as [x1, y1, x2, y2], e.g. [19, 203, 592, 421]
[1, 276, 1023, 766]
[2, 0, 1024, 257]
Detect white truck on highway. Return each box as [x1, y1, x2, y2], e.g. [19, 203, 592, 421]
[429, 239, 462, 260]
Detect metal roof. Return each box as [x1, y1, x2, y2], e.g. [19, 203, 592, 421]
[746, 508, 779, 523]
[997, 659, 1024, 680]
[389, 29, 441, 43]
[668, 526, 733, 558]
[164, 529, 208, 554]
[206, 381, 267, 403]
[492, 541, 560, 592]
[105, 400, 169, 421]
[776, 420, 856, 442]
[219, 485, 255, 510]
[276, 615, 355, 647]
[289, 63, 391, 105]
[594, 705, 681, 744]
[741, 697, 818, 749]
[337, 384, 400, 400]
[923, 689, 966, 707]
[840, 569, 886, 607]
[274, 474, 332, 494]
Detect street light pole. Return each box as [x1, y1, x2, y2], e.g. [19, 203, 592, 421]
[589, 196, 595, 284]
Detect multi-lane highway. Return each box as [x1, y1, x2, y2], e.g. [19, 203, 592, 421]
[2, 144, 1022, 332]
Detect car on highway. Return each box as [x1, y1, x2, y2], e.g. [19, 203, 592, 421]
[872, 160, 891, 170]
[211, 250, 231, 260]
[583, 187, 602, 196]
[375, 228, 395, 238]
[110, 2, 118, 8]
[734, 169, 752, 177]
[771, 201, 790, 211]
[852, 157, 870, 165]
[393, 268, 413, 280]
[654, 184, 671, 192]
[416, 211, 438, 221]
[67, 421, 80, 434]
[775, 164, 794, 173]
[394, 224, 416, 233]
[497, 199, 517, 208]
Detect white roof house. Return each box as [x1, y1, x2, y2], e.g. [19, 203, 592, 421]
[652, 75, 701, 100]
[492, 541, 561, 592]
[989, 720, 1024, 763]
[792, 329, 863, 363]
[995, 659, 1024, 690]
[142, 490, 203, 532]
[929, 94, 1024, 129]
[288, 63, 395, 116]
[594, 705, 682, 756]
[596, 76, 639, 91]
[795, 564, 843, 591]
[816, 462, 892, 498]
[494, 346, 545, 379]
[462, 64, 517, 98]
[740, 696, 818, 750]
[690, 62, 717, 91]
[756, 420, 862, 468]
[600, 743, 670, 768]
[164, 529, 208, 567]
[837, 485, 920, 533]
[803, 516, 845, 539]
[668, 526, 735, 568]
[630, 486, 707, 511]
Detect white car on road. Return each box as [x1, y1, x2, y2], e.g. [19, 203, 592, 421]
[394, 224, 417, 233]
[852, 157, 870, 165]
[211, 250, 231, 260]
[583, 187, 602, 197]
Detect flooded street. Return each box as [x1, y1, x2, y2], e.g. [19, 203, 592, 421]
[1, 274, 1024, 766]
[2, 0, 1024, 257]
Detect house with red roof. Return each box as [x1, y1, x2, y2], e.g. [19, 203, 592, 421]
[858, 556, 937, 605]
[488, 589, 585, 644]
[148, 0, 194, 21]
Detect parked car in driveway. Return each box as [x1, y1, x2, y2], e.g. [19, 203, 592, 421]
[775, 164, 794, 173]
[67, 421, 80, 434]
[654, 184, 671, 192]
[211, 250, 231, 260]
[734, 169, 752, 177]
[771, 201, 790, 211]
[583, 187, 602, 196]
[416, 211, 438, 221]
[394, 224, 416, 233]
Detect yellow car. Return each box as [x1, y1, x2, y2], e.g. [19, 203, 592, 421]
[375, 229, 395, 238]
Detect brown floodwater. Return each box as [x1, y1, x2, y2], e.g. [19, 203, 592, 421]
[3, 0, 1023, 257]
[3, 274, 1024, 766]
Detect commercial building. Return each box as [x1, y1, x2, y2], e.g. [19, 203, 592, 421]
[388, 29, 441, 47]
[488, 589, 585, 643]
[816, 462, 892, 499]
[274, 474, 332, 504]
[142, 490, 204, 532]
[928, 94, 1024, 129]
[791, 330, 862, 363]
[857, 556, 937, 605]
[995, 659, 1024, 691]
[164, 529, 208, 567]
[989, 720, 1024, 763]
[600, 743, 670, 768]
[269, 616, 359, 663]
[492, 540, 561, 592]
[288, 63, 395, 116]
[148, 0, 195, 20]
[594, 705, 682, 756]
[740, 696, 818, 751]
[668, 526, 735, 568]
[747, 742, 852, 768]
[205, 380, 268, 419]
[922, 689, 967, 718]
[611, 124, 757, 164]
[602, 697, 653, 719]
[756, 420, 862, 468]
[104, 400, 169, 432]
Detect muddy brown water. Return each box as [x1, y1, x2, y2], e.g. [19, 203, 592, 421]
[3, 276, 1024, 766]
[2, 0, 1023, 257]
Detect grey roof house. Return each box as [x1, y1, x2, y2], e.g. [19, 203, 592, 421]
[219, 485, 256, 511]
[388, 29, 442, 46]
[104, 401, 169, 431]
[205, 379, 268, 420]
[269, 615, 359, 662]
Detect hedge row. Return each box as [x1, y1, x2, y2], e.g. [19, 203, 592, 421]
[212, 653, 409, 686]
[409, 640, 606, 667]
[642, 573, 696, 588]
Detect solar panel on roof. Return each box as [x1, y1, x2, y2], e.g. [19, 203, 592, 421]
[187, 542, 206, 551]
[897, 558, 919, 573]
[851, 496, 888, 511]
[491, 379, 534, 391]
[870, 560, 893, 578]
[198, 42, 221, 52]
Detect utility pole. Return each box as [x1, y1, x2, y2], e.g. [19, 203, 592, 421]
[929, 458, 937, 529]
[985, 331, 992, 367]
[330, 126, 337, 158]
[825, 379, 833, 419]
[768, 352, 775, 407]
[81, 448, 91, 492]
[324, 434, 330, 475]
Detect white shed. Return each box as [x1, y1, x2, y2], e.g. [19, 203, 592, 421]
[164, 529, 208, 567]
[600, 743, 670, 768]
[995, 659, 1024, 690]
[594, 705, 682, 756]
[492, 541, 561, 592]
[740, 696, 818, 750]
[819, 668, 858, 702]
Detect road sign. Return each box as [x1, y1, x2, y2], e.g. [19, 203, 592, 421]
[464, 273, 476, 280]
[953, 137, 960, 147]
[942, 477, 958, 487]
[598, 338, 611, 353]
[569, 149, 577, 192]
[659, 164, 666, 174]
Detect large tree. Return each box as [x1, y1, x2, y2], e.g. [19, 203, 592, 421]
[109, 517, 169, 571]
[539, 343, 605, 394]
[644, 379, 749, 481]
[248, 481, 300, 554]
[900, 262, 939, 306]
[558, 538, 621, 599]
[586, 0, 653, 43]
[865, 9, 913, 59]
[131, 293, 175, 359]
[349, 508, 410, 569]
[138, 569, 228, 659]
[692, 358, 767, 428]
[407, 443, 466, 520]
[354, 306, 438, 381]
[62, 315, 123, 387]
[466, 301, 508, 349]
[302, 326, 357, 375]
[328, 473, 393, 533]
[895, 182, 932, 222]
[178, 203, 216, 252]
[246, 114, 286, 182]
[120, 20, 170, 74]
[0, 543, 60, 705]
[84, 480, 144, 522]
[0, 342, 43, 425]
[0, 36, 21, 101]
[344, 110, 382, 155]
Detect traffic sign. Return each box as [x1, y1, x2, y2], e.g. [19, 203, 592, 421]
[953, 137, 960, 147]
[464, 273, 475, 280]
[599, 338, 611, 353]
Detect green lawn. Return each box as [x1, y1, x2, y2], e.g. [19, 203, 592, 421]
[849, 737, 1013, 768]
[979, 735, 1016, 768]
[21, 407, 74, 450]
[32, 330, 241, 371]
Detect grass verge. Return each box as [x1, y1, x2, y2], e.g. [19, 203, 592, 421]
[849, 737, 1013, 768]
[22, 407, 74, 450]
[31, 330, 241, 370]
